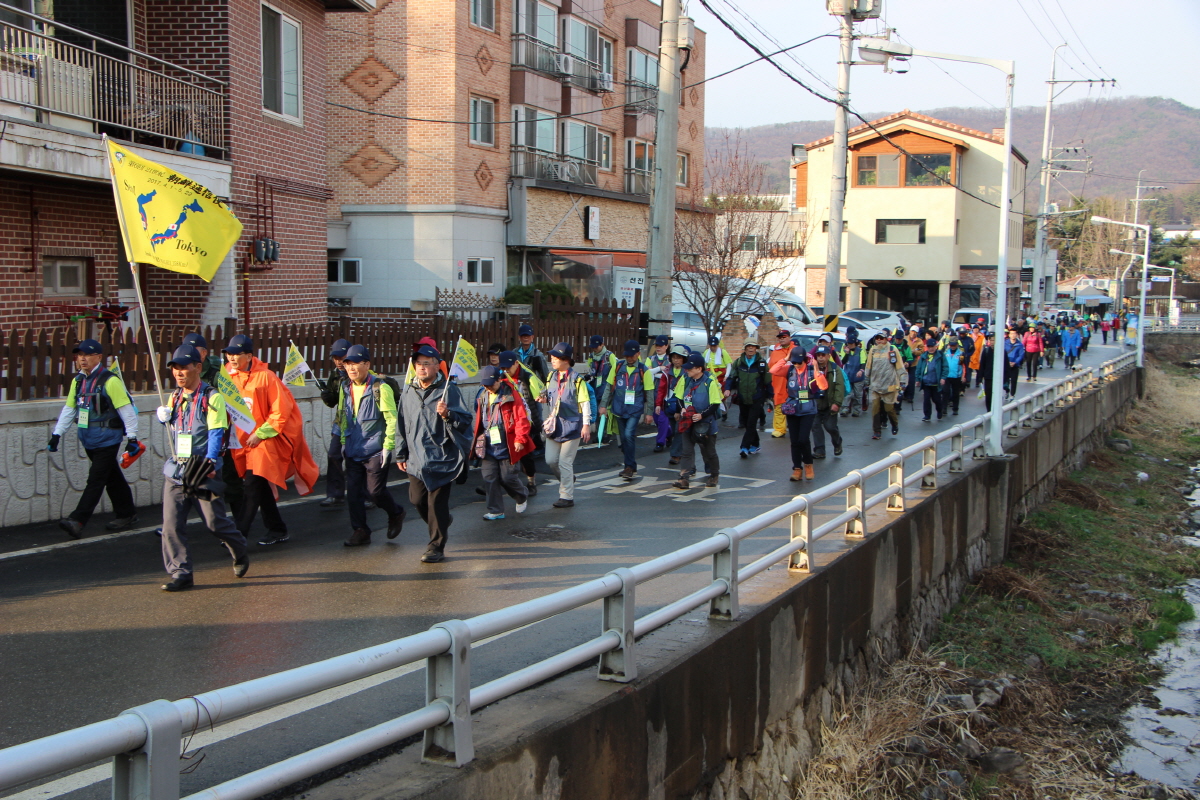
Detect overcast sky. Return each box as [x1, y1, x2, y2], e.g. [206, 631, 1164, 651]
[694, 0, 1200, 128]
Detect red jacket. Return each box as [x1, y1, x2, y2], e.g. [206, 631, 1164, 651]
[471, 381, 533, 464]
[1022, 331, 1044, 353]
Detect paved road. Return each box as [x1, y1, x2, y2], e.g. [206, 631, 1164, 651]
[0, 341, 1125, 800]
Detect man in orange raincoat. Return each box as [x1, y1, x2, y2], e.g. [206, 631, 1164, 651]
[222, 334, 320, 545]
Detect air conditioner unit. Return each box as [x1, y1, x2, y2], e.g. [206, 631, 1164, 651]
[597, 72, 614, 92]
[555, 53, 575, 75]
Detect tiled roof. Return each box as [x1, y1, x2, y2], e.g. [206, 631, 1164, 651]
[805, 109, 1006, 149]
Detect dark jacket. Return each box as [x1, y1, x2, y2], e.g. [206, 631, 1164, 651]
[724, 354, 769, 404]
[396, 373, 473, 490]
[914, 352, 946, 386]
[813, 361, 846, 412]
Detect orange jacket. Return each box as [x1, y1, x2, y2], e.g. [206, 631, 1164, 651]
[226, 357, 320, 494]
[767, 343, 795, 404]
[969, 333, 984, 370]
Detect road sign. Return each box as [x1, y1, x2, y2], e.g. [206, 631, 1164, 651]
[1150, 276, 1171, 282]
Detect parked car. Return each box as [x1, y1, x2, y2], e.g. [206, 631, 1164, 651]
[951, 308, 994, 329]
[671, 309, 715, 351]
[840, 308, 910, 334]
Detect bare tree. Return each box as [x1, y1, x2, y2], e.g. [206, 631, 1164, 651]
[674, 134, 802, 339]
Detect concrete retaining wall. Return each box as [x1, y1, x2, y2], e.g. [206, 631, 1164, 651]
[299, 367, 1139, 800]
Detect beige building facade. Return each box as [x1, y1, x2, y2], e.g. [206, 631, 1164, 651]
[795, 111, 1027, 323]
[325, 0, 706, 308]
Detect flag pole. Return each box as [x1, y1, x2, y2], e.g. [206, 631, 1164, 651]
[127, 263, 167, 408]
[442, 338, 458, 400]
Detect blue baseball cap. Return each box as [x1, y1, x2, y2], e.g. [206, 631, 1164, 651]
[342, 344, 372, 363]
[548, 342, 573, 360]
[622, 340, 641, 357]
[330, 338, 351, 358]
[789, 348, 807, 363]
[654, 334, 670, 347]
[497, 350, 519, 369]
[814, 345, 832, 355]
[684, 353, 705, 369]
[72, 338, 102, 354]
[167, 344, 203, 367]
[222, 334, 254, 355]
[181, 332, 208, 350]
[708, 335, 720, 346]
[589, 335, 605, 348]
[478, 365, 501, 386]
[518, 324, 534, 336]
[415, 344, 441, 360]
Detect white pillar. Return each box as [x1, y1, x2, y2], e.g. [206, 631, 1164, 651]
[937, 280, 952, 322]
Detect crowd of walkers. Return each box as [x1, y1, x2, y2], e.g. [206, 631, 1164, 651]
[45, 308, 1119, 590]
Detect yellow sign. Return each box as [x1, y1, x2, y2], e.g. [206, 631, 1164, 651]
[448, 337, 479, 381]
[216, 365, 256, 434]
[823, 314, 840, 333]
[105, 138, 243, 282]
[283, 341, 311, 387]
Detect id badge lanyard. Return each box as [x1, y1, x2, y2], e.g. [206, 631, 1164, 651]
[175, 391, 201, 461]
[487, 393, 503, 445]
[77, 370, 103, 427]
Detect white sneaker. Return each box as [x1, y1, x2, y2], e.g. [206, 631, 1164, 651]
[515, 500, 528, 514]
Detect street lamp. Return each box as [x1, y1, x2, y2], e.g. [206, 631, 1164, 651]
[1092, 216, 1151, 366]
[860, 37, 1016, 458]
[1111, 250, 1177, 326]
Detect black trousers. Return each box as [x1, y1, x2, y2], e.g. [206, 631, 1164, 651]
[237, 471, 287, 535]
[1025, 355, 1039, 380]
[679, 427, 719, 478]
[941, 377, 963, 413]
[1003, 363, 1021, 397]
[786, 414, 815, 468]
[222, 456, 244, 519]
[326, 433, 345, 500]
[346, 454, 402, 531]
[811, 408, 842, 454]
[70, 443, 136, 524]
[921, 384, 944, 420]
[408, 475, 452, 551]
[738, 403, 762, 449]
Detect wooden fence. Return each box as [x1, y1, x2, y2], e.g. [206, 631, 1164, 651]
[0, 292, 641, 402]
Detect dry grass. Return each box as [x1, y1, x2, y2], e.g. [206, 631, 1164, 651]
[1141, 364, 1200, 432]
[974, 566, 1053, 612]
[1053, 478, 1115, 512]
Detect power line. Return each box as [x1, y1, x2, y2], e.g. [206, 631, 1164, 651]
[683, 33, 836, 90]
[1050, 0, 1112, 79]
[893, 32, 1000, 111]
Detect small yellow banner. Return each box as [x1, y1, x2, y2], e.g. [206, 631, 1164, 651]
[283, 341, 311, 387]
[216, 365, 256, 434]
[448, 337, 479, 381]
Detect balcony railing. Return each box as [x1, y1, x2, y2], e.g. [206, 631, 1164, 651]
[562, 53, 604, 92]
[624, 168, 652, 195]
[0, 8, 226, 154]
[624, 80, 657, 115]
[511, 33, 558, 74]
[512, 145, 598, 187]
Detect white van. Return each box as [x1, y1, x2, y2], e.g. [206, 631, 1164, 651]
[951, 308, 994, 329]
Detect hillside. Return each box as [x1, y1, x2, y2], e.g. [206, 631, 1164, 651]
[710, 96, 1200, 206]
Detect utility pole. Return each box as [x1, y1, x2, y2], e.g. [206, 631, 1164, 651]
[645, 0, 687, 341]
[1120, 171, 1165, 308]
[823, 7, 854, 317]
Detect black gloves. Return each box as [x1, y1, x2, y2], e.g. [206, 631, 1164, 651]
[47, 434, 60, 452]
[125, 438, 140, 456]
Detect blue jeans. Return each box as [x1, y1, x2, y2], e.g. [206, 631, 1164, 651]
[617, 414, 640, 469]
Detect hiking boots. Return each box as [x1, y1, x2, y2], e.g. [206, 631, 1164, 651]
[344, 528, 371, 547]
[790, 468, 803, 482]
[804, 464, 815, 481]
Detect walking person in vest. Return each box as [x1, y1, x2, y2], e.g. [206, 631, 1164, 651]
[602, 340, 654, 480]
[840, 338, 866, 417]
[472, 365, 534, 520]
[222, 334, 320, 545]
[514, 323, 549, 381]
[498, 350, 544, 497]
[810, 345, 846, 459]
[724, 340, 768, 458]
[396, 344, 472, 563]
[155, 344, 248, 592]
[540, 342, 592, 508]
[940, 336, 968, 416]
[644, 334, 672, 451]
[703, 336, 732, 385]
[319, 338, 352, 510]
[49, 339, 141, 538]
[670, 353, 722, 489]
[587, 335, 618, 445]
[658, 344, 690, 466]
[183, 331, 244, 515]
[769, 347, 821, 481]
[338, 345, 406, 547]
[914, 341, 946, 421]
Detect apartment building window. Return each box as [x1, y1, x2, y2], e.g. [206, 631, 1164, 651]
[959, 285, 981, 308]
[740, 235, 760, 252]
[628, 49, 657, 86]
[875, 219, 926, 244]
[328, 259, 361, 285]
[515, 0, 556, 43]
[599, 38, 613, 76]
[562, 121, 599, 163]
[43, 258, 87, 296]
[855, 153, 899, 186]
[907, 153, 952, 186]
[470, 97, 495, 145]
[261, 4, 301, 119]
[513, 106, 555, 151]
[563, 17, 600, 65]
[471, 0, 495, 30]
[676, 153, 689, 187]
[627, 139, 654, 171]
[467, 258, 494, 285]
[598, 132, 612, 170]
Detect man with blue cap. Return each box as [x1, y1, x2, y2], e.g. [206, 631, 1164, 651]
[318, 338, 353, 509]
[670, 352, 723, 489]
[397, 343, 472, 563]
[513, 323, 548, 381]
[49, 338, 141, 538]
[703, 335, 732, 385]
[587, 334, 618, 443]
[336, 345, 406, 547]
[601, 340, 654, 480]
[154, 343, 249, 591]
[185, 330, 244, 516]
[644, 334, 672, 452]
[182, 332, 223, 386]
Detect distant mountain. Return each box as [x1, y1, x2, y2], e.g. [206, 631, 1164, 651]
[709, 96, 1200, 207]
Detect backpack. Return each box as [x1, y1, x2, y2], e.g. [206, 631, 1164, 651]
[74, 369, 126, 427]
[372, 374, 403, 407]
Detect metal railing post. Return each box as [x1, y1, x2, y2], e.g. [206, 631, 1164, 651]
[708, 531, 739, 620]
[1021, 397, 1033, 428]
[1007, 403, 1020, 437]
[599, 568, 638, 680]
[423, 620, 474, 766]
[886, 458, 905, 511]
[846, 471, 866, 538]
[112, 700, 181, 800]
[1033, 391, 1046, 420]
[922, 438, 938, 488]
[950, 428, 964, 473]
[788, 506, 811, 572]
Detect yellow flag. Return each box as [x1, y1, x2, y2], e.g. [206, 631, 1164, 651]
[448, 337, 479, 381]
[216, 365, 256, 434]
[283, 341, 311, 387]
[108, 356, 123, 382]
[106, 138, 243, 282]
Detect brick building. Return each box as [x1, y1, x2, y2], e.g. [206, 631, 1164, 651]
[794, 111, 1027, 323]
[325, 0, 706, 310]
[0, 0, 369, 332]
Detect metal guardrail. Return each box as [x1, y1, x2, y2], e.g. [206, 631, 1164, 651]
[0, 7, 226, 152]
[0, 351, 1139, 800]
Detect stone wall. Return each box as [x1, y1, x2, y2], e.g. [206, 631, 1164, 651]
[298, 365, 1139, 800]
